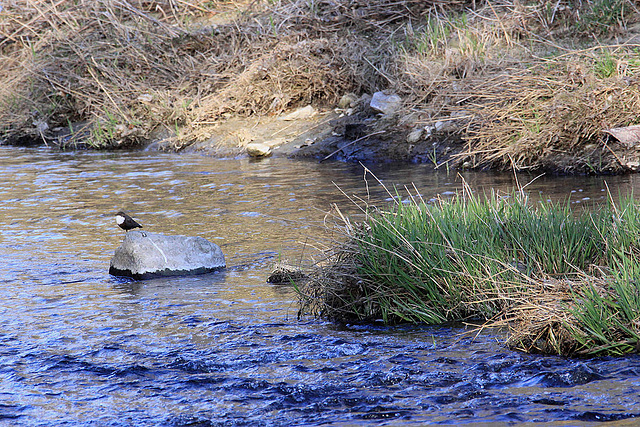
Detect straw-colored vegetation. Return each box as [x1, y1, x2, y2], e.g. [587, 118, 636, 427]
[1, 1, 640, 172]
[297, 185, 640, 357]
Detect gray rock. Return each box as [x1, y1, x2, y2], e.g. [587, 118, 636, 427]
[267, 262, 307, 284]
[280, 105, 316, 121]
[604, 125, 640, 148]
[246, 142, 272, 157]
[337, 93, 358, 109]
[407, 128, 423, 143]
[370, 91, 402, 116]
[356, 93, 373, 113]
[424, 120, 452, 137]
[109, 230, 225, 279]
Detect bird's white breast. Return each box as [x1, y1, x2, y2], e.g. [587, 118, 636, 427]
[116, 215, 125, 225]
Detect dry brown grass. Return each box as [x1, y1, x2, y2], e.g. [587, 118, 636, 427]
[1, 0, 222, 146]
[1, 0, 640, 171]
[393, 1, 640, 173]
[0, 0, 449, 147]
[500, 278, 583, 356]
[453, 53, 640, 173]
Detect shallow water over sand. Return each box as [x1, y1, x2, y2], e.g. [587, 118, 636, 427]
[2, 146, 640, 425]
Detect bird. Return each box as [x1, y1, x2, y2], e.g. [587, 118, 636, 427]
[115, 211, 142, 231]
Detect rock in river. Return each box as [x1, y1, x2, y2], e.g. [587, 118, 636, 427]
[109, 230, 226, 279]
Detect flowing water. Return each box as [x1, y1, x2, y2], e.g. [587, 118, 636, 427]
[2, 146, 640, 426]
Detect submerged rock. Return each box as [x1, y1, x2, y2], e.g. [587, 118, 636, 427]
[267, 262, 307, 284]
[109, 230, 225, 279]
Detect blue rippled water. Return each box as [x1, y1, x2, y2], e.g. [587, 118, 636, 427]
[2, 146, 640, 426]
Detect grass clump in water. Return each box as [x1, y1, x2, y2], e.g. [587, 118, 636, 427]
[298, 186, 640, 357]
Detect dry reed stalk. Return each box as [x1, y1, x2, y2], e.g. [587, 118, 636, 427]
[502, 278, 580, 355]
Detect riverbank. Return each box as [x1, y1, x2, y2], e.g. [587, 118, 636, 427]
[1, 1, 640, 173]
[296, 184, 640, 357]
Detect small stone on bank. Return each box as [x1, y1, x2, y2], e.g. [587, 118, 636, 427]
[604, 125, 640, 148]
[246, 142, 272, 157]
[280, 105, 316, 121]
[407, 128, 423, 143]
[370, 91, 402, 116]
[338, 93, 358, 109]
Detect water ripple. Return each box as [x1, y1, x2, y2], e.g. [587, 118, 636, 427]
[1, 147, 640, 425]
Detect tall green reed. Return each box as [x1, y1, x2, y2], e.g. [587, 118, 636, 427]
[567, 197, 640, 356]
[351, 190, 607, 324]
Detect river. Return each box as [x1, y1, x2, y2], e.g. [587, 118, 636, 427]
[2, 146, 640, 426]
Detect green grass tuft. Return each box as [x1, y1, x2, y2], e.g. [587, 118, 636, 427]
[298, 187, 640, 357]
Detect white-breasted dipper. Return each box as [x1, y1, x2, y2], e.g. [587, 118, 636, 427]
[115, 211, 142, 231]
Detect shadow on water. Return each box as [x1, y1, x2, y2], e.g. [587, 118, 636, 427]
[2, 146, 640, 425]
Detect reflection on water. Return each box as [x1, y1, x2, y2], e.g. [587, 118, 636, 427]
[1, 146, 640, 425]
